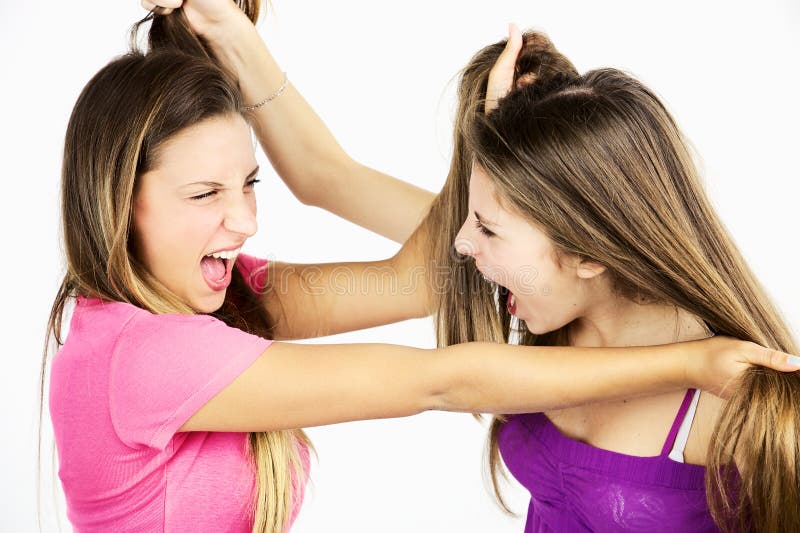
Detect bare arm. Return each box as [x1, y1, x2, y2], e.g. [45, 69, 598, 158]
[221, 28, 435, 244]
[160, 1, 436, 243]
[265, 217, 431, 340]
[179, 336, 798, 432]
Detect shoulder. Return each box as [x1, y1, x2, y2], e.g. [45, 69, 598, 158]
[113, 304, 265, 361]
[107, 301, 271, 448]
[684, 391, 725, 465]
[57, 296, 150, 358]
[67, 295, 228, 345]
[69, 293, 270, 361]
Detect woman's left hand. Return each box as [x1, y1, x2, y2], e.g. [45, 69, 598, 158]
[689, 336, 800, 398]
[485, 23, 522, 114]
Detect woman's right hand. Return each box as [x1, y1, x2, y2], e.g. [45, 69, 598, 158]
[689, 336, 800, 399]
[141, 0, 246, 38]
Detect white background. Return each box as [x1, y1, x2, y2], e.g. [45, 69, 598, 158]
[1, 0, 798, 531]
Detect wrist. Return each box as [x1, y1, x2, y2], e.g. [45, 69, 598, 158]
[201, 10, 258, 74]
[683, 339, 703, 389]
[687, 336, 730, 391]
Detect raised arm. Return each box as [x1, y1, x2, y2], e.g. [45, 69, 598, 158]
[143, 0, 435, 243]
[179, 336, 800, 432]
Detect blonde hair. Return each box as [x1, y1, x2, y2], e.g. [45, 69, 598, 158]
[421, 31, 799, 531]
[39, 4, 311, 532]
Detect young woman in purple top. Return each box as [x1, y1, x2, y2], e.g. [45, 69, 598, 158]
[143, 2, 800, 531]
[455, 31, 800, 532]
[429, 31, 797, 533]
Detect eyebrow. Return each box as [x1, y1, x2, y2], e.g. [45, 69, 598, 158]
[184, 166, 260, 187]
[474, 210, 498, 227]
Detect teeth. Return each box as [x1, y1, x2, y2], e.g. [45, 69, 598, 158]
[207, 247, 241, 260]
[510, 294, 516, 307]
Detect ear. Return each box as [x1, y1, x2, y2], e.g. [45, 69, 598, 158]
[576, 259, 607, 280]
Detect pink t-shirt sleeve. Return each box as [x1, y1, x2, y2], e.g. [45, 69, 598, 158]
[236, 253, 269, 295]
[109, 310, 273, 450]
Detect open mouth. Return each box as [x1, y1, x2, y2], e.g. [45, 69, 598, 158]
[507, 291, 517, 315]
[200, 247, 241, 288]
[496, 284, 517, 316]
[200, 255, 229, 283]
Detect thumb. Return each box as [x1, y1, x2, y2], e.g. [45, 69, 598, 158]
[748, 345, 800, 372]
[485, 23, 523, 114]
[141, 0, 183, 16]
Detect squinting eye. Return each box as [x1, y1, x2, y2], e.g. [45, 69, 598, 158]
[474, 219, 495, 237]
[190, 190, 218, 200]
[190, 179, 259, 200]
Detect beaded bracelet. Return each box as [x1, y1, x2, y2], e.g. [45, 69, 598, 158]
[241, 72, 289, 111]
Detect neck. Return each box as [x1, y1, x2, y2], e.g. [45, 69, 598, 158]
[568, 293, 711, 348]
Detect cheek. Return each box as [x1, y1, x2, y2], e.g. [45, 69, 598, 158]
[134, 198, 219, 269]
[504, 247, 568, 302]
[172, 207, 215, 241]
[497, 247, 547, 293]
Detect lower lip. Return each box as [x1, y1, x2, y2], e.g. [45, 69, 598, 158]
[203, 259, 234, 292]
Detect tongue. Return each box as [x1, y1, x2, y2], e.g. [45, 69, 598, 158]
[200, 256, 226, 283]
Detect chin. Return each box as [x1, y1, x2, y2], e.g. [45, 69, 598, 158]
[523, 319, 559, 336]
[524, 322, 544, 335]
[191, 293, 226, 314]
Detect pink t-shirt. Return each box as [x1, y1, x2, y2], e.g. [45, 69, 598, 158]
[49, 254, 309, 532]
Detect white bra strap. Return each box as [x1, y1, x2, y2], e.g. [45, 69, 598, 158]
[668, 388, 702, 463]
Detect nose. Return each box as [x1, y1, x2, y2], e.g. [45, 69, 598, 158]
[223, 196, 258, 237]
[454, 218, 479, 257]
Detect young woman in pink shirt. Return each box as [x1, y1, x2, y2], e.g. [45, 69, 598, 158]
[43, 1, 798, 532]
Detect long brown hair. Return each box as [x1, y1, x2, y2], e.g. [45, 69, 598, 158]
[39, 4, 310, 533]
[415, 34, 528, 510]
[423, 31, 799, 531]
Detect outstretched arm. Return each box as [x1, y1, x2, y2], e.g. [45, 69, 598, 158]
[143, 0, 435, 243]
[179, 335, 800, 432]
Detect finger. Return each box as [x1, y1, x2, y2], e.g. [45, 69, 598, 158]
[142, 0, 183, 8]
[751, 346, 800, 372]
[497, 23, 523, 71]
[141, 0, 181, 15]
[773, 350, 800, 371]
[141, 1, 172, 15]
[486, 23, 524, 113]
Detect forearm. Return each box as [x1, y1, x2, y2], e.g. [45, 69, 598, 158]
[203, 15, 434, 243]
[434, 341, 697, 414]
[312, 163, 436, 244]
[264, 256, 433, 341]
[204, 16, 346, 201]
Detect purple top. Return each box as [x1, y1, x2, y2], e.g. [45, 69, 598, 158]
[498, 389, 721, 532]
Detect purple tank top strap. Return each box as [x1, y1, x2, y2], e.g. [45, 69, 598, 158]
[660, 388, 697, 456]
